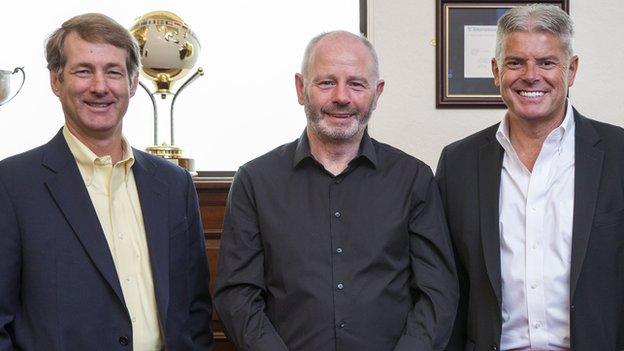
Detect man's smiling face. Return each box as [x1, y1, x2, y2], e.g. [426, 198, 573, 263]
[51, 31, 138, 143]
[296, 33, 384, 143]
[492, 31, 578, 126]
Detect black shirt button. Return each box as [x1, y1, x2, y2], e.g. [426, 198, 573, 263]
[119, 336, 129, 346]
[334, 211, 341, 218]
[338, 322, 346, 328]
[336, 247, 343, 253]
[491, 345, 498, 350]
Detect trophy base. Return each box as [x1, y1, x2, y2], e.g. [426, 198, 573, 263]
[145, 144, 195, 173]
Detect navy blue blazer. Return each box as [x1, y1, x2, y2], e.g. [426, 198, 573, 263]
[0, 130, 213, 350]
[437, 110, 624, 351]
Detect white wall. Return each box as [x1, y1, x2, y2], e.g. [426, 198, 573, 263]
[0, 1, 358, 170]
[367, 0, 624, 169]
[2, 1, 622, 171]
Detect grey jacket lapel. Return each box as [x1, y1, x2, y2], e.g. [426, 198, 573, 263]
[132, 150, 171, 325]
[570, 111, 603, 299]
[478, 132, 504, 305]
[42, 131, 126, 306]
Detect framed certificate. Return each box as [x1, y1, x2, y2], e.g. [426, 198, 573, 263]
[435, 0, 569, 108]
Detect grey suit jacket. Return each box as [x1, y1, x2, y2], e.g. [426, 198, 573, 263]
[436, 110, 624, 351]
[0, 130, 213, 350]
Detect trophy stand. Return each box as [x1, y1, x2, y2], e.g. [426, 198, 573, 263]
[139, 67, 203, 172]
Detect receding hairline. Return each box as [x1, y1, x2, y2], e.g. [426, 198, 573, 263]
[301, 30, 380, 81]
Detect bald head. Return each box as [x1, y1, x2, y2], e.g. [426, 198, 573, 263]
[301, 31, 380, 81]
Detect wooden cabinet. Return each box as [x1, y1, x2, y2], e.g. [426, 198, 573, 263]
[194, 175, 235, 351]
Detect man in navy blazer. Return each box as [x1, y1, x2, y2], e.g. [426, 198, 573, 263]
[0, 13, 213, 350]
[437, 5, 624, 351]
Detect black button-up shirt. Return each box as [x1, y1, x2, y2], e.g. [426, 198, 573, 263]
[215, 131, 458, 351]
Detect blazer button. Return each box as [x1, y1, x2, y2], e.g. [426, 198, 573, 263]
[119, 335, 129, 346]
[491, 345, 498, 351]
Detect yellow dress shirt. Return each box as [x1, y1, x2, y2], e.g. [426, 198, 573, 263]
[63, 127, 163, 350]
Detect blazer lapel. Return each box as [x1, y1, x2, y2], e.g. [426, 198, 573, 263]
[478, 132, 504, 305]
[132, 151, 170, 325]
[42, 131, 126, 306]
[570, 112, 603, 300]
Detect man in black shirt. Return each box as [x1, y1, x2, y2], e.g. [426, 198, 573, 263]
[214, 30, 457, 351]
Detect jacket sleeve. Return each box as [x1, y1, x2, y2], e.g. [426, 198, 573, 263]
[184, 171, 215, 350]
[0, 174, 20, 350]
[435, 147, 468, 351]
[393, 163, 459, 351]
[213, 167, 289, 351]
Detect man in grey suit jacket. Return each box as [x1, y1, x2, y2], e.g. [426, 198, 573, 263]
[0, 13, 213, 350]
[437, 4, 624, 350]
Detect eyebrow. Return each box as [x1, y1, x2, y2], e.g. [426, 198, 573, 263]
[504, 55, 560, 61]
[313, 74, 370, 83]
[69, 62, 125, 70]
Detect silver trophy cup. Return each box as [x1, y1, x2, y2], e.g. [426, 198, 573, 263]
[0, 67, 25, 106]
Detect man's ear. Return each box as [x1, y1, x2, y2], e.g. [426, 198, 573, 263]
[566, 55, 579, 87]
[371, 79, 385, 110]
[295, 73, 305, 105]
[129, 72, 139, 97]
[50, 70, 61, 97]
[491, 58, 501, 87]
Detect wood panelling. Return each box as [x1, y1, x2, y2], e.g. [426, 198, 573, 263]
[194, 176, 235, 351]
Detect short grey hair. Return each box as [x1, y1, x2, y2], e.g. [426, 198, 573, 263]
[301, 30, 380, 81]
[495, 4, 574, 66]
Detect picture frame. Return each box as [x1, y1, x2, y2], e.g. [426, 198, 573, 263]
[435, 0, 569, 108]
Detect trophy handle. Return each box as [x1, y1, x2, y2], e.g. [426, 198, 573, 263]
[0, 67, 25, 106]
[138, 80, 159, 145]
[170, 67, 204, 145]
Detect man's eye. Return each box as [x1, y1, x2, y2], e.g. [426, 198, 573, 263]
[74, 70, 91, 76]
[349, 82, 366, 90]
[107, 71, 124, 77]
[506, 61, 521, 69]
[318, 81, 335, 88]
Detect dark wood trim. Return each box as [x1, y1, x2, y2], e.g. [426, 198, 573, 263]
[360, 0, 368, 37]
[194, 176, 235, 350]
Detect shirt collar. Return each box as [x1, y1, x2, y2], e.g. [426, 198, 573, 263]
[496, 99, 575, 152]
[63, 126, 135, 184]
[292, 128, 378, 169]
[559, 99, 575, 141]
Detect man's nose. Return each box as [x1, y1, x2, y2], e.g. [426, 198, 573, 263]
[332, 83, 350, 105]
[90, 73, 109, 94]
[522, 62, 539, 83]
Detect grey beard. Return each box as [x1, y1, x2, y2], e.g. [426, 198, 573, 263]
[303, 95, 373, 142]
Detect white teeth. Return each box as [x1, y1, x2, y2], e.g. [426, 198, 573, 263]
[519, 91, 545, 98]
[87, 102, 109, 107]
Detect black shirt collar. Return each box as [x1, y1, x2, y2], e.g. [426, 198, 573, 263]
[292, 128, 378, 169]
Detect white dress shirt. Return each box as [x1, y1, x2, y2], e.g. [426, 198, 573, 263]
[496, 101, 575, 351]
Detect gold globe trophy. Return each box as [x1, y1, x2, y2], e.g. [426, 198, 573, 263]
[130, 11, 202, 172]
